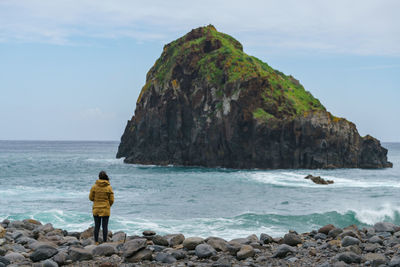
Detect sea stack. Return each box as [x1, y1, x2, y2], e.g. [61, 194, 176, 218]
[117, 25, 392, 169]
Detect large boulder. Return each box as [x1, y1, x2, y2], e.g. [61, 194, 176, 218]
[92, 244, 117, 256]
[374, 222, 396, 233]
[116, 25, 392, 170]
[30, 245, 58, 262]
[68, 247, 93, 262]
[236, 245, 254, 260]
[183, 237, 204, 250]
[122, 238, 147, 258]
[195, 244, 216, 258]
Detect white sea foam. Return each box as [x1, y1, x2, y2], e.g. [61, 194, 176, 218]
[247, 171, 400, 188]
[351, 203, 400, 225]
[86, 158, 124, 164]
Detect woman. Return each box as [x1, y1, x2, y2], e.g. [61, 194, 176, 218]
[89, 170, 114, 244]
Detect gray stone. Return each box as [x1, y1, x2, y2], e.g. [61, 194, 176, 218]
[148, 245, 165, 252]
[38, 223, 54, 234]
[30, 245, 58, 262]
[183, 237, 204, 250]
[363, 243, 380, 252]
[164, 234, 185, 247]
[111, 232, 126, 242]
[390, 256, 400, 267]
[142, 230, 156, 236]
[363, 253, 386, 267]
[314, 233, 327, 240]
[206, 237, 228, 252]
[0, 256, 10, 266]
[336, 252, 361, 264]
[374, 222, 396, 233]
[29, 241, 56, 251]
[272, 244, 296, 258]
[283, 233, 302, 246]
[52, 251, 68, 266]
[341, 236, 360, 247]
[122, 238, 147, 258]
[230, 238, 250, 245]
[288, 257, 298, 263]
[195, 244, 216, 258]
[170, 249, 186, 260]
[226, 241, 241, 256]
[4, 252, 25, 262]
[92, 244, 117, 256]
[124, 248, 152, 263]
[155, 252, 176, 263]
[236, 245, 254, 260]
[152, 235, 169, 246]
[259, 233, 273, 244]
[369, 235, 383, 245]
[68, 247, 93, 262]
[42, 259, 58, 267]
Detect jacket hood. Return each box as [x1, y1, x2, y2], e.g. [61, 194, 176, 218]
[95, 179, 110, 187]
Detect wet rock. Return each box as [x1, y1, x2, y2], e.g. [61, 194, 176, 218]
[336, 252, 361, 264]
[164, 234, 185, 247]
[124, 249, 152, 263]
[93, 244, 117, 256]
[183, 237, 205, 250]
[155, 252, 177, 263]
[259, 233, 273, 244]
[30, 245, 58, 262]
[341, 236, 360, 247]
[195, 244, 216, 258]
[206, 237, 228, 252]
[283, 233, 302, 246]
[122, 238, 147, 258]
[68, 247, 93, 262]
[152, 235, 169, 246]
[4, 252, 25, 262]
[272, 244, 296, 258]
[374, 222, 396, 233]
[236, 245, 254, 260]
[305, 175, 334, 185]
[319, 224, 336, 235]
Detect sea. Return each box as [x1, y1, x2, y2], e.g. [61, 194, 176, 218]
[1, 140, 399, 240]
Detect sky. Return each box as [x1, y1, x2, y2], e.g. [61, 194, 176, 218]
[0, 0, 399, 141]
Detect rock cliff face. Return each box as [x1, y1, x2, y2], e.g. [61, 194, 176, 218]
[117, 25, 392, 169]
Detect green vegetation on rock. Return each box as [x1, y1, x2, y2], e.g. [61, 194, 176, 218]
[141, 25, 325, 119]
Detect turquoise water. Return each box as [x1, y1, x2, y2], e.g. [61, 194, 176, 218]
[1, 141, 399, 239]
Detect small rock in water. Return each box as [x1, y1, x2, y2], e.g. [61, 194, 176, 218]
[305, 174, 334, 185]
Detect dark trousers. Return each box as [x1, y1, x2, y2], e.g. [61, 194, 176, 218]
[93, 215, 109, 242]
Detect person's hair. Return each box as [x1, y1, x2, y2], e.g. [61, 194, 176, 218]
[98, 171, 109, 180]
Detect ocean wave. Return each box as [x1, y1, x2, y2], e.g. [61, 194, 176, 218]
[248, 171, 400, 188]
[86, 158, 124, 164]
[3, 205, 400, 240]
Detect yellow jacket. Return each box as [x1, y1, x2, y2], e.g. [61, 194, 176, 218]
[89, 179, 114, 217]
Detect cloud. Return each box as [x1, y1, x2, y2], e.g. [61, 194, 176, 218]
[0, 0, 399, 55]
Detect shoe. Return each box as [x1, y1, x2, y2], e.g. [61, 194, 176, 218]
[95, 242, 99, 245]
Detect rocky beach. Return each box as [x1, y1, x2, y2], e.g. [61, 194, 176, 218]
[2, 219, 400, 267]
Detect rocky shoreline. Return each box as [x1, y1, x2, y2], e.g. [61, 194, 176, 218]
[1, 219, 400, 266]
